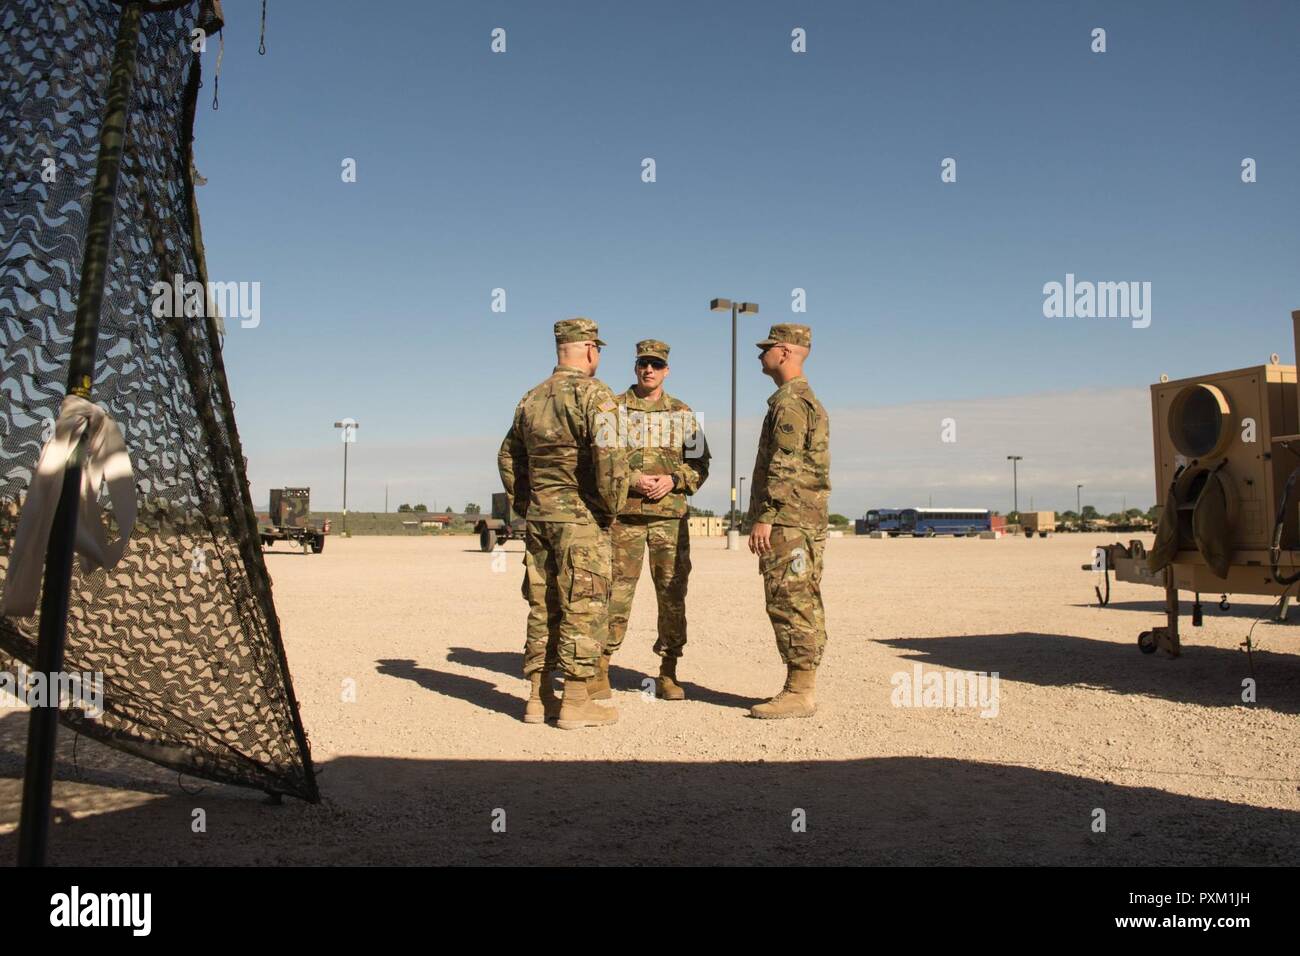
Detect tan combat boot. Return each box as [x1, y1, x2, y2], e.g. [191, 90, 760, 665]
[523, 670, 561, 724]
[750, 666, 817, 719]
[587, 653, 612, 700]
[655, 657, 686, 700]
[557, 676, 619, 730]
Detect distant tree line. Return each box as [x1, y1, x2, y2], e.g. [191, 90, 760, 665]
[394, 502, 481, 514]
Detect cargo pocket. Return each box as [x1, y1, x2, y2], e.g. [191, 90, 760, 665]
[568, 547, 611, 604]
[760, 528, 809, 603]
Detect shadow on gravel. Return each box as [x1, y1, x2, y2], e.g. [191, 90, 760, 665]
[881, 632, 1300, 715]
[0, 709, 1295, 866]
[444, 646, 756, 709]
[376, 658, 519, 719]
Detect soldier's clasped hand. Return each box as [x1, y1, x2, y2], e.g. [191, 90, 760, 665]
[642, 475, 674, 501]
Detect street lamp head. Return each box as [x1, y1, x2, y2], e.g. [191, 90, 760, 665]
[739, 302, 759, 315]
[334, 418, 359, 429]
[710, 298, 732, 312]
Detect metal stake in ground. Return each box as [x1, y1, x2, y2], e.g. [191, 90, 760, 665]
[18, 0, 145, 868]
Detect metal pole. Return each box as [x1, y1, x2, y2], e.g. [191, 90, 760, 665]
[728, 302, 738, 550]
[342, 440, 349, 536]
[1012, 460, 1019, 515]
[18, 0, 144, 868]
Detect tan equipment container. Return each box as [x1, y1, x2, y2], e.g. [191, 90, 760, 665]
[1021, 511, 1055, 537]
[1089, 309, 1300, 657]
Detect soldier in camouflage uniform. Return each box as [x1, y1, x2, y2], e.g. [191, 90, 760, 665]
[591, 339, 709, 701]
[746, 323, 830, 719]
[498, 318, 629, 729]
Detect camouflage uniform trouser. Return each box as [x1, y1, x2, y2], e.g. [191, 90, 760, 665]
[759, 524, 827, 670]
[606, 515, 691, 660]
[521, 520, 612, 680]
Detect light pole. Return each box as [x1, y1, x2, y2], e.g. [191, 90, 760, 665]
[1007, 455, 1022, 516]
[334, 418, 358, 536]
[710, 297, 759, 551]
[738, 476, 747, 531]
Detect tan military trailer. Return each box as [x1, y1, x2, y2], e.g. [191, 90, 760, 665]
[1087, 309, 1300, 656]
[1021, 511, 1055, 537]
[475, 491, 526, 552]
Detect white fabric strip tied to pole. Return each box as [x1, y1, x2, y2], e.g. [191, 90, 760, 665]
[1, 394, 137, 618]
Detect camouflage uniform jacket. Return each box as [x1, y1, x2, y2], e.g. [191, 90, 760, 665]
[498, 366, 629, 524]
[617, 387, 710, 519]
[748, 376, 830, 529]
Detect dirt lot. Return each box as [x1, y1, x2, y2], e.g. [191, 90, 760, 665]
[2, 532, 1298, 865]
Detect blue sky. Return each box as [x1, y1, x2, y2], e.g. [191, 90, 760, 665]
[193, 0, 1300, 515]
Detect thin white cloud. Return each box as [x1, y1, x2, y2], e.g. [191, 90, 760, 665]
[247, 387, 1155, 517]
[824, 386, 1154, 515]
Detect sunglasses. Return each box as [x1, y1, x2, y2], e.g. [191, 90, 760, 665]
[636, 358, 667, 370]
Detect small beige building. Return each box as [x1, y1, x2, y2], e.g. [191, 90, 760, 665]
[687, 515, 727, 537]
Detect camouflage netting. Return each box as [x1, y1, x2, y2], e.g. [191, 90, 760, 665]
[0, 0, 317, 800]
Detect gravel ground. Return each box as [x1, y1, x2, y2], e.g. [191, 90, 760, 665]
[2, 532, 1297, 865]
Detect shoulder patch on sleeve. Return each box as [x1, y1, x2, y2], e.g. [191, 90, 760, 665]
[599, 399, 617, 413]
[772, 401, 807, 452]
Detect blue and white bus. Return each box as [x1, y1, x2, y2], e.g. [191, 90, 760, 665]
[860, 508, 991, 537]
[859, 509, 903, 534]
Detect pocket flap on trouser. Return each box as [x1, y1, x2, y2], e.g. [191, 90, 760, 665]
[759, 526, 809, 574]
[759, 527, 812, 601]
[567, 542, 611, 602]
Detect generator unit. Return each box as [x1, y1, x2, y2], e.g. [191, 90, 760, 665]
[261, 487, 328, 553]
[270, 487, 311, 528]
[1095, 310, 1300, 656]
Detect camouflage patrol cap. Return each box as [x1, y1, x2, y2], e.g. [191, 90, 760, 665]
[554, 317, 606, 347]
[756, 323, 812, 349]
[635, 339, 670, 361]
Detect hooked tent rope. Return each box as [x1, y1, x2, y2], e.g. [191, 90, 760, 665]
[211, 27, 223, 110]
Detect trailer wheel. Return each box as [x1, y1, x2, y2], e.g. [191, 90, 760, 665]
[261, 536, 273, 549]
[479, 527, 496, 553]
[311, 534, 325, 554]
[1137, 630, 1158, 655]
